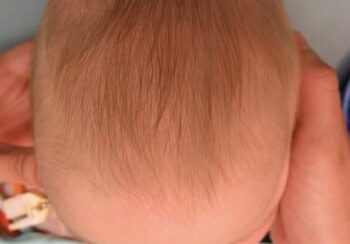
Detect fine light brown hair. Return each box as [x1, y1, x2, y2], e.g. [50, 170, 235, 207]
[33, 0, 299, 209]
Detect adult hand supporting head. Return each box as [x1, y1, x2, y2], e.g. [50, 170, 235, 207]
[0, 41, 33, 146]
[0, 42, 71, 235]
[271, 33, 350, 243]
[0, 42, 38, 187]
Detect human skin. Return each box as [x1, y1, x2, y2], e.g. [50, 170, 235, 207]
[27, 1, 297, 243]
[0, 42, 37, 186]
[0, 3, 297, 241]
[0, 39, 289, 244]
[0, 41, 33, 147]
[0, 32, 349, 244]
[270, 34, 350, 244]
[0, 42, 290, 244]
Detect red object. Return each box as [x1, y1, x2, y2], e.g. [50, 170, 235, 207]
[0, 211, 18, 237]
[0, 183, 25, 238]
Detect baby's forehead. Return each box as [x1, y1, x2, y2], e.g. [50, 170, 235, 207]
[32, 0, 298, 242]
[44, 147, 288, 244]
[34, 0, 297, 206]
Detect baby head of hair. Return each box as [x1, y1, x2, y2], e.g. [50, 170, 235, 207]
[32, 0, 299, 243]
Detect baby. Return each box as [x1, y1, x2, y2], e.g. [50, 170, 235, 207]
[30, 0, 299, 243]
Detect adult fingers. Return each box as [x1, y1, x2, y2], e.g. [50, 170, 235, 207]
[0, 41, 33, 80]
[0, 123, 34, 147]
[295, 33, 347, 143]
[0, 145, 39, 187]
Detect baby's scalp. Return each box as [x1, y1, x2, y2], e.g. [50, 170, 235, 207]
[32, 0, 299, 243]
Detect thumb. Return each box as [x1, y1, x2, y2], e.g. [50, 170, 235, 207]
[0, 40, 33, 79]
[295, 33, 347, 144]
[0, 145, 39, 187]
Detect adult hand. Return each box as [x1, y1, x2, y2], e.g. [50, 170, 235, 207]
[0, 42, 73, 238]
[0, 41, 39, 186]
[271, 33, 350, 243]
[0, 41, 33, 147]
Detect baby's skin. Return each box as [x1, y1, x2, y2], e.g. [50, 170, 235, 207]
[0, 3, 349, 244]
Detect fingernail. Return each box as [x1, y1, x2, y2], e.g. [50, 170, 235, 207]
[295, 31, 310, 50]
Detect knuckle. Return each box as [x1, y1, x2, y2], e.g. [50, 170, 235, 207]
[305, 59, 339, 90]
[313, 65, 337, 82]
[8, 151, 29, 179]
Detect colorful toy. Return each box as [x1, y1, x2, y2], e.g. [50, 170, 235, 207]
[0, 184, 50, 237]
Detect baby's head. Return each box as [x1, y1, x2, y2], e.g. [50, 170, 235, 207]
[32, 0, 299, 243]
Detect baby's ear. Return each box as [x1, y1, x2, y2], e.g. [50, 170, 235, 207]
[0, 145, 40, 188]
